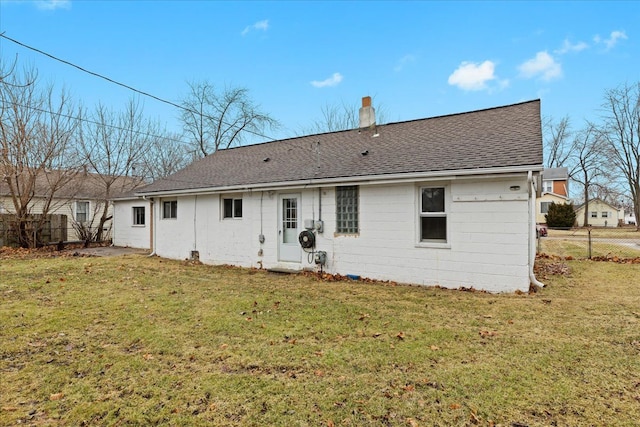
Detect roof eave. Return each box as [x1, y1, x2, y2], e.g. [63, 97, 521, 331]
[135, 164, 543, 197]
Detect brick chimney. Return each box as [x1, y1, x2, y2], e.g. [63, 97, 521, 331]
[359, 96, 376, 129]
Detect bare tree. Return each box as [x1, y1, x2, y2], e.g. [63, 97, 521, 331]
[0, 65, 80, 247]
[180, 80, 279, 157]
[140, 132, 191, 180]
[301, 98, 389, 135]
[77, 99, 149, 242]
[543, 116, 572, 168]
[569, 124, 608, 226]
[599, 82, 640, 230]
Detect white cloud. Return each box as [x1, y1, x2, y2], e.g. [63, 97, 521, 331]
[394, 54, 417, 72]
[555, 38, 589, 55]
[35, 0, 71, 10]
[241, 19, 269, 36]
[518, 51, 562, 81]
[447, 60, 496, 91]
[310, 72, 343, 88]
[594, 30, 627, 50]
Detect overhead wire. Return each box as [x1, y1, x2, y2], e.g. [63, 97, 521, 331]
[0, 32, 279, 142]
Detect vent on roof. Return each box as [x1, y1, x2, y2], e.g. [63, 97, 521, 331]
[359, 96, 376, 129]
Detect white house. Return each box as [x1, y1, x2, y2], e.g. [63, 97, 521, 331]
[118, 98, 544, 293]
[574, 198, 625, 227]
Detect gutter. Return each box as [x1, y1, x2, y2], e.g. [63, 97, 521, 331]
[528, 170, 545, 289]
[136, 165, 544, 198]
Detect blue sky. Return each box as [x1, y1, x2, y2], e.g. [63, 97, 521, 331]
[0, 0, 638, 143]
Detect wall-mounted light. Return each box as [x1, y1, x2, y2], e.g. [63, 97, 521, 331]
[510, 185, 521, 191]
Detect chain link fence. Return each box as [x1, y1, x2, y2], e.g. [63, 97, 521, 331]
[538, 226, 640, 259]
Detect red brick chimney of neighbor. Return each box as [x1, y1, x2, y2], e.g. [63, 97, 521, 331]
[359, 96, 376, 129]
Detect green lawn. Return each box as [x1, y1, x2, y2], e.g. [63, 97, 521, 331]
[2, 254, 640, 426]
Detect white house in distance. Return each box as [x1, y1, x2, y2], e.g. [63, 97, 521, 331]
[114, 98, 544, 293]
[574, 198, 625, 227]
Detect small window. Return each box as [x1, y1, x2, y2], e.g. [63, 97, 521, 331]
[76, 201, 89, 223]
[601, 211, 609, 218]
[542, 181, 553, 193]
[163, 200, 177, 219]
[540, 202, 551, 214]
[133, 206, 145, 225]
[420, 187, 447, 242]
[590, 211, 597, 218]
[336, 186, 358, 233]
[223, 198, 243, 219]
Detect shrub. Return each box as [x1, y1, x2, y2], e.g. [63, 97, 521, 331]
[545, 202, 576, 228]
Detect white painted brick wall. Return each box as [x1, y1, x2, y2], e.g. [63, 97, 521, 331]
[151, 175, 533, 293]
[112, 199, 150, 249]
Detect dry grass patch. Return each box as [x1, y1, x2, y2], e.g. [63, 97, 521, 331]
[2, 255, 640, 426]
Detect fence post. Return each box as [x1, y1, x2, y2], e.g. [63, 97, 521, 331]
[588, 227, 592, 259]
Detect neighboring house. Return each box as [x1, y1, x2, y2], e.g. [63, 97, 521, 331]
[536, 167, 570, 224]
[625, 211, 636, 226]
[117, 98, 544, 293]
[0, 170, 143, 243]
[574, 198, 625, 227]
[541, 167, 569, 196]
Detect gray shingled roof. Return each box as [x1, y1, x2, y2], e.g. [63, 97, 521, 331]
[139, 100, 542, 194]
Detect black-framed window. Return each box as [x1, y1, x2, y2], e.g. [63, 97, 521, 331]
[133, 206, 145, 225]
[223, 198, 243, 219]
[420, 187, 447, 242]
[163, 200, 177, 219]
[336, 186, 358, 233]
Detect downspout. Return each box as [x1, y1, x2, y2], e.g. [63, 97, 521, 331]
[528, 171, 545, 289]
[148, 197, 156, 256]
[193, 195, 198, 252]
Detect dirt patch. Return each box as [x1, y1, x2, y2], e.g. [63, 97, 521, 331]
[0, 243, 149, 259]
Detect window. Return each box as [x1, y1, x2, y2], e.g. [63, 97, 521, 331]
[163, 200, 177, 219]
[601, 211, 609, 218]
[542, 180, 553, 193]
[76, 201, 89, 223]
[540, 202, 551, 214]
[223, 198, 243, 219]
[336, 186, 358, 233]
[591, 211, 597, 218]
[133, 206, 145, 225]
[420, 187, 447, 242]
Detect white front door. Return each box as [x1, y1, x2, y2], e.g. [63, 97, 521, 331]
[278, 194, 301, 262]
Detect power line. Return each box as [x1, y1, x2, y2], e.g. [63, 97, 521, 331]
[0, 32, 279, 143]
[6, 100, 191, 147]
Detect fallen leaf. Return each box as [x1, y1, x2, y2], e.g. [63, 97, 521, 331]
[327, 420, 335, 427]
[143, 353, 154, 360]
[449, 403, 461, 410]
[220, 343, 228, 350]
[372, 332, 382, 338]
[50, 392, 64, 401]
[396, 332, 405, 340]
[406, 418, 419, 427]
[430, 345, 439, 351]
